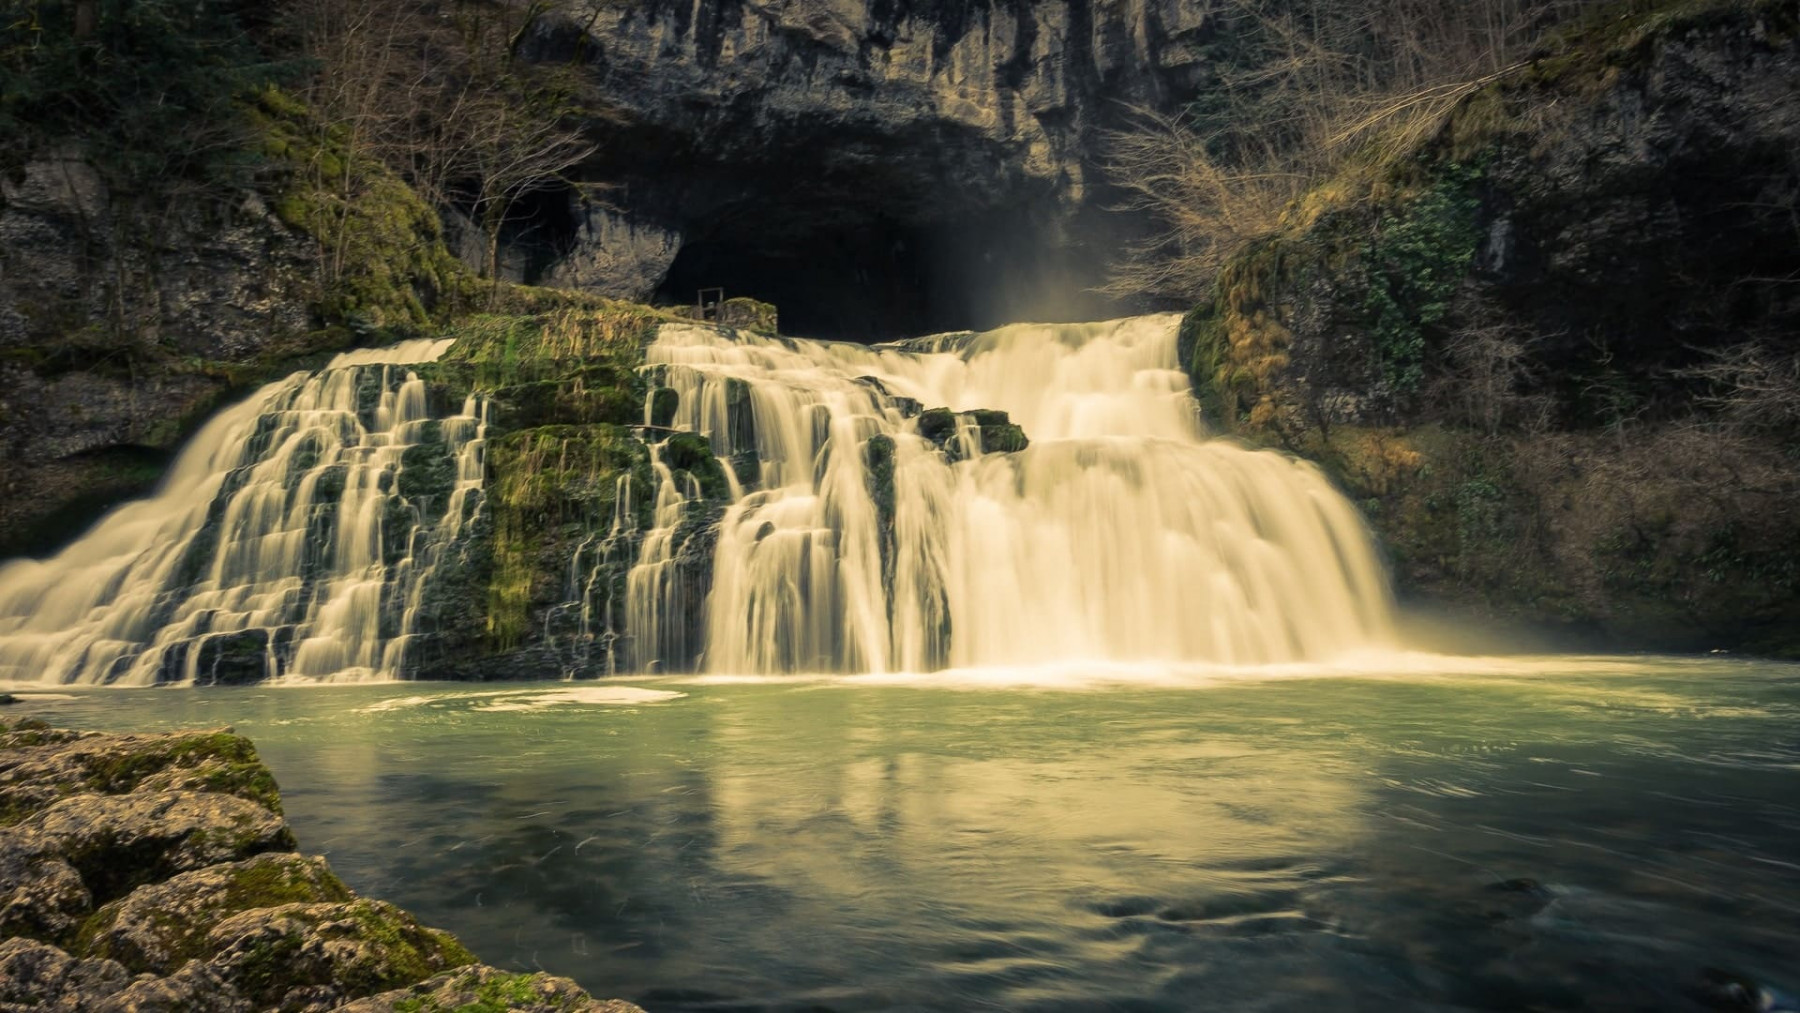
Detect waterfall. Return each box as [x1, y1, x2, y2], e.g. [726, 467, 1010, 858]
[0, 340, 486, 685]
[634, 314, 1393, 674]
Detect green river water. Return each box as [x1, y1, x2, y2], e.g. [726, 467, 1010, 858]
[12, 655, 1800, 1011]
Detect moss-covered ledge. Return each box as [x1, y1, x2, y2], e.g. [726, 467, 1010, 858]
[0, 714, 644, 1013]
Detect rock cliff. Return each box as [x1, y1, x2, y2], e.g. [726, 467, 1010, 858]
[1185, 0, 1800, 653]
[522, 0, 1219, 336]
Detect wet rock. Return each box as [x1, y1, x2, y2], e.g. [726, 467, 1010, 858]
[648, 386, 679, 428]
[1695, 967, 1800, 1012]
[80, 854, 353, 974]
[916, 407, 1030, 460]
[202, 898, 475, 1010]
[975, 422, 1030, 454]
[916, 407, 958, 446]
[22, 790, 295, 904]
[340, 965, 646, 1013]
[0, 694, 16, 706]
[0, 937, 133, 1010]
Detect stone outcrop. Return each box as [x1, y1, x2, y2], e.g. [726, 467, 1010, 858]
[1185, 0, 1800, 654]
[0, 714, 645, 1012]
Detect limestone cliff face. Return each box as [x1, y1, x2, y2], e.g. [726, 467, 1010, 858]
[0, 147, 319, 557]
[526, 0, 1215, 336]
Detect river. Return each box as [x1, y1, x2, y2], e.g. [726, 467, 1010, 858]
[13, 655, 1800, 1011]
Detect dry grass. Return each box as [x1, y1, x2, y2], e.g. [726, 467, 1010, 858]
[1104, 0, 1605, 300]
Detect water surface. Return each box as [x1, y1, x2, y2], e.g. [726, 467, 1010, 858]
[15, 656, 1800, 1011]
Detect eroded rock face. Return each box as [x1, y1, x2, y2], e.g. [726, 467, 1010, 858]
[0, 145, 318, 559]
[524, 1, 1212, 335]
[0, 715, 644, 1012]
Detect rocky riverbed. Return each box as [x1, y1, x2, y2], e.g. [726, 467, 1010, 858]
[0, 713, 643, 1012]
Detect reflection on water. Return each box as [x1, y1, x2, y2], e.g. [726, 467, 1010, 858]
[15, 658, 1800, 1011]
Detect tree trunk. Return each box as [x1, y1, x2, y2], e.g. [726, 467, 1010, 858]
[74, 0, 99, 41]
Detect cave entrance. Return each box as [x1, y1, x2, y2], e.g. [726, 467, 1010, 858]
[653, 205, 1126, 343]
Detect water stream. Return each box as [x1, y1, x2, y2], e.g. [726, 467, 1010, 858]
[0, 340, 485, 685]
[634, 315, 1392, 674]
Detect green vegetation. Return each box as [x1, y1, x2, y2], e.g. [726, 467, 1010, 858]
[1357, 164, 1483, 395]
[226, 899, 475, 1006]
[0, 0, 282, 188]
[249, 88, 470, 338]
[484, 423, 649, 651]
[390, 968, 597, 1013]
[1171, 0, 1800, 652]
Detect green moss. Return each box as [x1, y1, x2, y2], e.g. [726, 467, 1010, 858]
[76, 855, 354, 970]
[649, 387, 680, 427]
[0, 729, 284, 828]
[228, 900, 475, 1007]
[389, 969, 594, 1013]
[977, 423, 1030, 454]
[246, 87, 469, 337]
[484, 424, 651, 651]
[82, 732, 284, 815]
[1357, 163, 1484, 395]
[661, 432, 731, 501]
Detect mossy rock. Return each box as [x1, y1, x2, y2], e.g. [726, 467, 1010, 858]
[976, 423, 1030, 455]
[23, 791, 296, 906]
[916, 408, 958, 446]
[648, 387, 679, 428]
[341, 965, 643, 1012]
[205, 898, 475, 1009]
[76, 853, 353, 973]
[1, 729, 284, 827]
[714, 297, 779, 335]
[660, 432, 731, 502]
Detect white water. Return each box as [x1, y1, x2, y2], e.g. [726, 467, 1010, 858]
[0, 340, 486, 685]
[636, 314, 1393, 674]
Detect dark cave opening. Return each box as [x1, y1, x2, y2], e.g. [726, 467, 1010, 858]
[651, 204, 1134, 343]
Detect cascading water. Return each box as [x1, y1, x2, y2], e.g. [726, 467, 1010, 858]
[632, 313, 1394, 674]
[0, 341, 486, 685]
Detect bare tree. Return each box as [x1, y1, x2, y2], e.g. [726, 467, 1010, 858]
[1680, 342, 1800, 434]
[281, 0, 598, 294]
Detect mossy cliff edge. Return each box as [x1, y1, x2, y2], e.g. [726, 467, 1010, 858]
[0, 713, 643, 1012]
[1183, 0, 1800, 654]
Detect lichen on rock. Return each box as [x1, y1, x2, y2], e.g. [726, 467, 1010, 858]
[0, 718, 642, 1011]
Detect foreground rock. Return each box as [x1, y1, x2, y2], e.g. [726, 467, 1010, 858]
[0, 715, 645, 1012]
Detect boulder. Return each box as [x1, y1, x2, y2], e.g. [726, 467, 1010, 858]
[0, 937, 133, 1011]
[0, 724, 283, 827]
[21, 791, 295, 905]
[79, 853, 353, 974]
[340, 965, 646, 1013]
[201, 898, 475, 1011]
